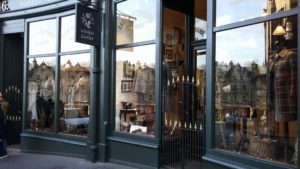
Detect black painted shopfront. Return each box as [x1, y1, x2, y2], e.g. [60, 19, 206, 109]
[0, 0, 299, 169]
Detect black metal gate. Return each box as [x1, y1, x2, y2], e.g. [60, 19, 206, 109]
[3, 85, 22, 145]
[161, 47, 206, 169]
[161, 80, 205, 169]
[162, 120, 204, 169]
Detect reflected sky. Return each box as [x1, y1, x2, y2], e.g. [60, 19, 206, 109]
[61, 15, 90, 52]
[217, 0, 266, 26]
[29, 19, 56, 55]
[117, 0, 156, 43]
[216, 23, 265, 66]
[216, 0, 297, 26]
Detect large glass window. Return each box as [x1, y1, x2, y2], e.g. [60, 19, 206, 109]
[116, 0, 157, 45]
[26, 14, 90, 137]
[29, 19, 56, 55]
[215, 16, 297, 166]
[27, 57, 56, 132]
[61, 15, 90, 52]
[115, 45, 156, 136]
[115, 0, 157, 137]
[59, 54, 90, 136]
[216, 0, 297, 26]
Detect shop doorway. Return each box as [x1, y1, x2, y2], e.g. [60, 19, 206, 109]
[161, 0, 206, 168]
[1, 33, 24, 148]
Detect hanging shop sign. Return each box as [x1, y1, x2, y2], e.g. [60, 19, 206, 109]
[0, 0, 10, 12]
[75, 3, 99, 46]
[117, 17, 134, 45]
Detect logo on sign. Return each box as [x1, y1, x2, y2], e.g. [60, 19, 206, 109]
[75, 3, 99, 46]
[81, 12, 95, 29]
[0, 0, 10, 12]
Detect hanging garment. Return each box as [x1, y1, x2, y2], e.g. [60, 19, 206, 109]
[133, 67, 155, 94]
[28, 82, 38, 120]
[268, 48, 297, 122]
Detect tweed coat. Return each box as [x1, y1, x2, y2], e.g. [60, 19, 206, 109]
[268, 48, 297, 122]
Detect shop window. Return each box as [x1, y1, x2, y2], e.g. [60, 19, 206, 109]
[115, 45, 156, 136]
[26, 14, 90, 137]
[27, 57, 56, 132]
[59, 54, 90, 136]
[216, 0, 297, 26]
[29, 19, 56, 55]
[61, 15, 90, 52]
[114, 0, 157, 137]
[215, 16, 297, 166]
[116, 0, 157, 45]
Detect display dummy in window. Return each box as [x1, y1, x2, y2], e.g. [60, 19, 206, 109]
[267, 38, 297, 162]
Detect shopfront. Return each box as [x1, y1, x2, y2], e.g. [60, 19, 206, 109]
[0, 0, 299, 169]
[0, 0, 101, 161]
[105, 0, 299, 168]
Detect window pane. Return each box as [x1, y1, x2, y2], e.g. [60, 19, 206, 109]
[29, 19, 56, 55]
[27, 57, 56, 132]
[194, 0, 207, 40]
[216, 0, 297, 26]
[116, 0, 157, 45]
[59, 53, 90, 137]
[61, 15, 90, 52]
[115, 45, 156, 137]
[215, 16, 297, 166]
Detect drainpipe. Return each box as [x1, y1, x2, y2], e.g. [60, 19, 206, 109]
[87, 0, 101, 162]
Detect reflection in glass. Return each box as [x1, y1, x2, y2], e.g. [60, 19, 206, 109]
[216, 0, 297, 26]
[61, 15, 90, 52]
[116, 0, 156, 45]
[27, 57, 56, 132]
[29, 19, 56, 55]
[59, 54, 90, 137]
[115, 45, 155, 136]
[196, 50, 206, 117]
[194, 0, 207, 40]
[215, 16, 297, 166]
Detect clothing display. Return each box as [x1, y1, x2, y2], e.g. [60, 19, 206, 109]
[75, 76, 89, 102]
[40, 77, 55, 100]
[117, 61, 156, 136]
[133, 66, 155, 94]
[28, 82, 38, 120]
[268, 48, 297, 122]
[36, 96, 53, 127]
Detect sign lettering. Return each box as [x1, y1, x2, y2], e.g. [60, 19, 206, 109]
[0, 0, 10, 12]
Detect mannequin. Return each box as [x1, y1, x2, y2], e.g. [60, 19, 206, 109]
[268, 40, 297, 161]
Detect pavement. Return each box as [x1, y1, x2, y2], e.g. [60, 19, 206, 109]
[0, 148, 137, 169]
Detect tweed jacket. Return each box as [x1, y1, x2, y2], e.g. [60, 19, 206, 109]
[268, 48, 297, 122]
